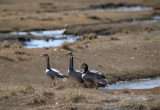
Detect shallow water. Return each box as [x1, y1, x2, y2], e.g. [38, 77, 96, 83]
[10, 30, 81, 48]
[72, 6, 153, 12]
[24, 38, 76, 48]
[137, 16, 160, 23]
[105, 77, 160, 89]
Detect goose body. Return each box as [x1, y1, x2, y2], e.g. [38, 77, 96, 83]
[46, 68, 67, 79]
[41, 53, 68, 86]
[66, 52, 84, 84]
[80, 63, 106, 87]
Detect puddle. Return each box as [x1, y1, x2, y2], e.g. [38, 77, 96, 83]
[9, 30, 81, 48]
[24, 38, 76, 48]
[72, 6, 153, 12]
[9, 30, 106, 48]
[105, 77, 160, 89]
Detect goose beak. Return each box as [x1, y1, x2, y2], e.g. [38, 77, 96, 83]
[79, 65, 83, 68]
[40, 53, 46, 57]
[65, 52, 72, 56]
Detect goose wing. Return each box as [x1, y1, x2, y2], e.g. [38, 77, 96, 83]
[87, 70, 105, 80]
[68, 69, 84, 83]
[82, 72, 95, 84]
[46, 68, 66, 79]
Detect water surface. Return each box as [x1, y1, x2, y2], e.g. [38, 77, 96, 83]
[10, 30, 81, 48]
[72, 6, 153, 12]
[24, 38, 76, 48]
[105, 77, 160, 89]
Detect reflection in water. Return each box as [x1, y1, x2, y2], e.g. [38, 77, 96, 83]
[105, 77, 160, 89]
[72, 6, 153, 12]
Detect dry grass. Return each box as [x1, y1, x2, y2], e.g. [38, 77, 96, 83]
[72, 39, 91, 49]
[0, 54, 14, 61]
[0, 77, 160, 110]
[58, 42, 73, 50]
[0, 42, 11, 48]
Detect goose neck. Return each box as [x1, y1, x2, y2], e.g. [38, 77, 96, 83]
[46, 55, 50, 69]
[83, 64, 88, 74]
[69, 56, 73, 69]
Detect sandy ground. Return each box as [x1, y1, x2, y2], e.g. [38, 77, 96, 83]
[0, 0, 160, 110]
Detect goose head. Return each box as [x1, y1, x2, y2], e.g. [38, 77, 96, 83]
[65, 52, 73, 56]
[80, 63, 88, 73]
[79, 63, 87, 69]
[41, 53, 48, 57]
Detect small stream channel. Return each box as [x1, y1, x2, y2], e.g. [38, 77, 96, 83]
[9, 30, 81, 48]
[9, 15, 160, 48]
[105, 77, 160, 89]
[72, 6, 153, 12]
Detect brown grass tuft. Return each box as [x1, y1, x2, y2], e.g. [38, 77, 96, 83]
[11, 42, 23, 48]
[71, 94, 86, 103]
[58, 42, 72, 50]
[1, 42, 11, 48]
[72, 39, 90, 49]
[148, 99, 160, 110]
[0, 54, 14, 61]
[82, 33, 97, 40]
[14, 50, 26, 55]
[110, 36, 120, 40]
[28, 98, 46, 105]
[122, 88, 131, 94]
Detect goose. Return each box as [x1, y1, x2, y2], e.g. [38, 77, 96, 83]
[65, 52, 86, 87]
[80, 63, 106, 88]
[41, 53, 69, 86]
[62, 24, 68, 35]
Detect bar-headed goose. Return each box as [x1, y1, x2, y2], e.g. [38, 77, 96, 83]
[41, 53, 68, 86]
[65, 52, 85, 87]
[80, 62, 106, 88]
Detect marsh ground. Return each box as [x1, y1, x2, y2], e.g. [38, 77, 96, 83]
[0, 0, 160, 110]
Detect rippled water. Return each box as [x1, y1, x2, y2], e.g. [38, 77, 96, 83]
[105, 77, 160, 89]
[72, 6, 153, 12]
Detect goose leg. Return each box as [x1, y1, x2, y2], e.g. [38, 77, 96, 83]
[84, 82, 89, 88]
[52, 79, 56, 86]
